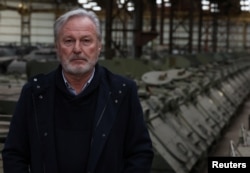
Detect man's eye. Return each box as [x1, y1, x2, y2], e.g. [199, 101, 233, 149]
[63, 39, 74, 45]
[84, 39, 91, 43]
[82, 39, 92, 45]
[65, 40, 72, 43]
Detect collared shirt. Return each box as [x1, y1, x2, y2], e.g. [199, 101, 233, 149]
[62, 68, 95, 95]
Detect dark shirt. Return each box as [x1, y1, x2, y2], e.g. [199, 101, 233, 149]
[54, 68, 100, 173]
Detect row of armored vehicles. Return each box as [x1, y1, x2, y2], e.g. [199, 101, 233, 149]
[1, 46, 250, 173]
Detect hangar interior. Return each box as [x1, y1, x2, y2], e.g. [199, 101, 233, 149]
[1, 0, 250, 173]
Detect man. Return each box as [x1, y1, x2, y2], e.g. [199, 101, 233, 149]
[2, 7, 154, 173]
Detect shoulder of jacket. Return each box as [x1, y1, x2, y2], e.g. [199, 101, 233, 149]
[25, 70, 56, 91]
[99, 66, 137, 99]
[28, 73, 46, 83]
[100, 65, 135, 87]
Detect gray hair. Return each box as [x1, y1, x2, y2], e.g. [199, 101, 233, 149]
[54, 8, 102, 42]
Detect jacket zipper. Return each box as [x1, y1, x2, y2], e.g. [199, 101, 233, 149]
[91, 91, 111, 145]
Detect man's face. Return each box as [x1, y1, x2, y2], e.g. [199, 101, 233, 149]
[56, 16, 101, 75]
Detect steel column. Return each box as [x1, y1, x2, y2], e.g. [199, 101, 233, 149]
[104, 0, 113, 59]
[133, 0, 143, 57]
[19, 0, 31, 47]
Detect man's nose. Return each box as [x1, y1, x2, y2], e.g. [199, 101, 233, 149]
[73, 41, 81, 53]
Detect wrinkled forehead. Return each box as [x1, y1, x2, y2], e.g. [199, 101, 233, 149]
[63, 16, 96, 30]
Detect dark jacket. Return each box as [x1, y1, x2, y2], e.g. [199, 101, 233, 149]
[2, 64, 154, 173]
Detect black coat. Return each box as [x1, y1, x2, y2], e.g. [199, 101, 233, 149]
[2, 65, 154, 173]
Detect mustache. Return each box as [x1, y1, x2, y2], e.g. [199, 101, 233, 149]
[70, 55, 88, 61]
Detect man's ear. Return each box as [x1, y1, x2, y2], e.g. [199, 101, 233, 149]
[98, 44, 102, 51]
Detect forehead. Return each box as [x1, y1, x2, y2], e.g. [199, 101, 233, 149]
[61, 16, 96, 34]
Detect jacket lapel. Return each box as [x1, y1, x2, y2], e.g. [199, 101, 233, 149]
[32, 75, 58, 173]
[87, 79, 121, 173]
